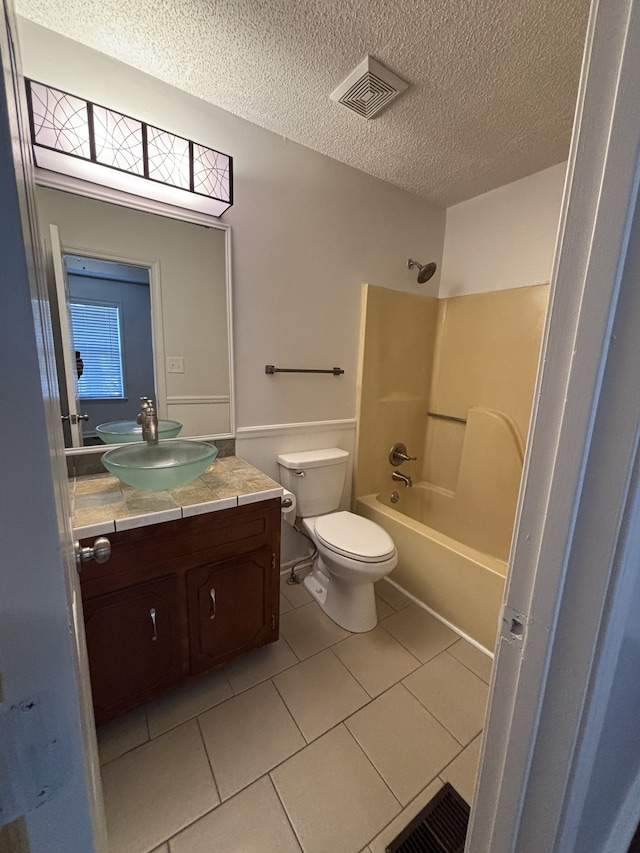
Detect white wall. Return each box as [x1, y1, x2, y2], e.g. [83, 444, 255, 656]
[440, 162, 567, 297]
[17, 18, 446, 434]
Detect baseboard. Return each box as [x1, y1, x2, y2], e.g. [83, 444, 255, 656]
[383, 576, 495, 659]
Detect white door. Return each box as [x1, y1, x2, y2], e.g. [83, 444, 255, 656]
[0, 2, 106, 850]
[468, 0, 640, 850]
[49, 222, 85, 447]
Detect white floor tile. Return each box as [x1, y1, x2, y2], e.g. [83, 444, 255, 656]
[368, 779, 443, 853]
[280, 601, 350, 659]
[169, 776, 302, 852]
[101, 719, 218, 853]
[381, 604, 458, 662]
[403, 652, 488, 745]
[97, 706, 148, 765]
[374, 580, 412, 610]
[346, 684, 460, 805]
[146, 668, 233, 738]
[440, 733, 483, 805]
[271, 725, 401, 853]
[280, 593, 293, 614]
[225, 636, 298, 694]
[280, 574, 313, 608]
[375, 595, 395, 620]
[273, 649, 369, 741]
[198, 680, 305, 800]
[448, 638, 494, 683]
[333, 626, 421, 697]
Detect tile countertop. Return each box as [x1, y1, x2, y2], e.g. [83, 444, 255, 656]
[71, 455, 284, 539]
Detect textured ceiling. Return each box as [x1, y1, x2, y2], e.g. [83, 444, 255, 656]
[16, 0, 591, 206]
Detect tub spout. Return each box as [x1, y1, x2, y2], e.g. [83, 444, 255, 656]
[392, 471, 412, 487]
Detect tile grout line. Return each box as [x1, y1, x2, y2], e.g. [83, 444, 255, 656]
[400, 676, 472, 749]
[325, 644, 378, 701]
[446, 646, 493, 685]
[377, 614, 460, 665]
[267, 772, 305, 853]
[195, 714, 222, 806]
[270, 675, 310, 745]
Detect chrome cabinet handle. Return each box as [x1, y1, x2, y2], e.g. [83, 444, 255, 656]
[210, 589, 216, 621]
[150, 607, 157, 641]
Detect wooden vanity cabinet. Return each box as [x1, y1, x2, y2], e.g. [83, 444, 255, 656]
[79, 498, 281, 725]
[83, 575, 183, 724]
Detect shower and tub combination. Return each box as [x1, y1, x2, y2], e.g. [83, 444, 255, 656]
[354, 281, 549, 651]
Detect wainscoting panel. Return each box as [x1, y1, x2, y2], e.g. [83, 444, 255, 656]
[236, 419, 356, 564]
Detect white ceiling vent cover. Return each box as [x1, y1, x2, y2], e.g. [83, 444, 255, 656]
[330, 56, 408, 120]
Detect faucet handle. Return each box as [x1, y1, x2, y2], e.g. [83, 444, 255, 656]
[389, 443, 417, 466]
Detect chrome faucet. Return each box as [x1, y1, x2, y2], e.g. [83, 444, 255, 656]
[137, 396, 158, 445]
[392, 470, 412, 487]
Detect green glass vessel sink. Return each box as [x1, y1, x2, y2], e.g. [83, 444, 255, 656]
[96, 419, 183, 444]
[101, 440, 218, 490]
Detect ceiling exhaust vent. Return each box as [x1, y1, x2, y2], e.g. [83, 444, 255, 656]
[330, 56, 408, 120]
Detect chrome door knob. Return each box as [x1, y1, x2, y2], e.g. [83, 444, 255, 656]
[75, 536, 111, 570]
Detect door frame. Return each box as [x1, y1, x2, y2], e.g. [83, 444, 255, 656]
[0, 1, 105, 848]
[49, 232, 166, 431]
[469, 0, 640, 849]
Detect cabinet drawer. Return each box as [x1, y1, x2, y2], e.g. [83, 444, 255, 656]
[84, 575, 183, 724]
[80, 498, 281, 596]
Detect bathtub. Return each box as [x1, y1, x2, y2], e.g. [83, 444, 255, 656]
[356, 485, 507, 651]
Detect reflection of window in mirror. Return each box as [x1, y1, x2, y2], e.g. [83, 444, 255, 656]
[65, 256, 153, 446]
[70, 302, 125, 398]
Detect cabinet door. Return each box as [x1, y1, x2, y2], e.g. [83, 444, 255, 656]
[188, 545, 278, 676]
[83, 575, 182, 724]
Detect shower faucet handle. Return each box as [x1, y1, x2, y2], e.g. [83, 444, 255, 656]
[389, 443, 417, 466]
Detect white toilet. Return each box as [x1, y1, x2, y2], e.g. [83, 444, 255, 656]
[277, 447, 397, 632]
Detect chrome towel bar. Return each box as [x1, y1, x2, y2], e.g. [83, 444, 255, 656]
[265, 365, 344, 375]
[427, 410, 468, 424]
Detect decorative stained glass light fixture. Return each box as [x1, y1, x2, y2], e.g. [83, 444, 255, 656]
[26, 80, 233, 217]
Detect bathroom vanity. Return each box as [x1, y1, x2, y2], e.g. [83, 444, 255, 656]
[72, 457, 282, 725]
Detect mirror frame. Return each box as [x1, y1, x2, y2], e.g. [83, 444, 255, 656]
[34, 167, 235, 457]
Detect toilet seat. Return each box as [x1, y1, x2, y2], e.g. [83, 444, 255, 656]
[314, 511, 395, 563]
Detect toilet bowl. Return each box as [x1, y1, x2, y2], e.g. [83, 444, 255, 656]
[302, 512, 397, 632]
[277, 448, 397, 632]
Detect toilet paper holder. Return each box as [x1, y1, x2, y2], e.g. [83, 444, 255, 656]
[282, 496, 293, 508]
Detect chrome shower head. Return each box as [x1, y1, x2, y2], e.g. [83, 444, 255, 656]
[407, 258, 437, 284]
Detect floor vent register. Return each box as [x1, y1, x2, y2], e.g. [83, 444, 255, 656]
[385, 782, 470, 853]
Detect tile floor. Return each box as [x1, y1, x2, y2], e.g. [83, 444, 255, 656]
[97, 577, 492, 853]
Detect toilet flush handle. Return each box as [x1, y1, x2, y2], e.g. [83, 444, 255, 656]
[292, 470, 306, 477]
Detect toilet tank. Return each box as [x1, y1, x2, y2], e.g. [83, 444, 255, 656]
[277, 447, 349, 517]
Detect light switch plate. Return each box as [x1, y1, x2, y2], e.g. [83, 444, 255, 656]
[167, 356, 184, 373]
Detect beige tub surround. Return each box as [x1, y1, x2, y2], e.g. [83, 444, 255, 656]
[355, 283, 549, 648]
[355, 284, 438, 498]
[71, 456, 283, 538]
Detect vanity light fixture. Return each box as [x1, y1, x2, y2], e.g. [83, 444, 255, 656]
[25, 80, 233, 217]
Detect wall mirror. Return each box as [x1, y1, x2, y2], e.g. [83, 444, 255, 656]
[34, 175, 234, 453]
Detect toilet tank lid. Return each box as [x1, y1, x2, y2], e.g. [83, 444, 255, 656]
[277, 447, 349, 469]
